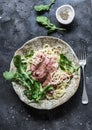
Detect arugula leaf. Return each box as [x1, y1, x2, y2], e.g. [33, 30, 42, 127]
[34, 0, 56, 12]
[3, 71, 17, 80]
[25, 50, 34, 58]
[13, 55, 21, 70]
[36, 16, 65, 33]
[59, 54, 79, 73]
[24, 83, 53, 102]
[34, 5, 50, 12]
[31, 81, 41, 101]
[40, 85, 53, 98]
[59, 54, 73, 73]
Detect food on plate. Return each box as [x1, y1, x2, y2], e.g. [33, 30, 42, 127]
[3, 44, 79, 102]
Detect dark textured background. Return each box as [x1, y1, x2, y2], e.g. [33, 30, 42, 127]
[0, 0, 92, 130]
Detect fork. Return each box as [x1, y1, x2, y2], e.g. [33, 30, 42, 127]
[78, 44, 88, 104]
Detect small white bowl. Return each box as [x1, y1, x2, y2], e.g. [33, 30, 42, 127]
[56, 4, 75, 25]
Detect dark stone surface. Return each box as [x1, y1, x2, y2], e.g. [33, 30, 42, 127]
[0, 0, 92, 130]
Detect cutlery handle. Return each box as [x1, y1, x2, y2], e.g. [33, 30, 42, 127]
[82, 66, 88, 104]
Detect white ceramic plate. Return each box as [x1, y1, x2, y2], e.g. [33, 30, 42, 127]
[10, 36, 80, 110]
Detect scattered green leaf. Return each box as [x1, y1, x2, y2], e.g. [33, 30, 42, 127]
[34, 0, 56, 12]
[36, 16, 65, 33]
